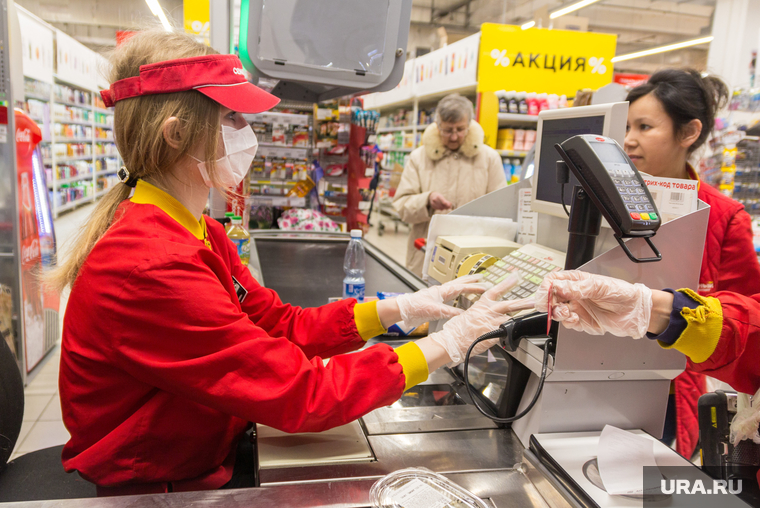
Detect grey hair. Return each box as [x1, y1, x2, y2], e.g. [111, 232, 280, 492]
[435, 93, 474, 125]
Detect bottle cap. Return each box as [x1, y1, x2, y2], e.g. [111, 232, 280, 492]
[350, 229, 363, 238]
[225, 212, 234, 217]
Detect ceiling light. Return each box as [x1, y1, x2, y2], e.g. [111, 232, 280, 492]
[549, 0, 603, 19]
[521, 20, 536, 30]
[145, 0, 173, 31]
[611, 36, 714, 63]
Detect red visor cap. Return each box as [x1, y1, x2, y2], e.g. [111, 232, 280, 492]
[100, 54, 280, 114]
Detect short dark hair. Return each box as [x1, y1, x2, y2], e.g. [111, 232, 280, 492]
[626, 69, 729, 154]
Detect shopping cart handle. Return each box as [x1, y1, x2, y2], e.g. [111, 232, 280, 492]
[414, 238, 427, 252]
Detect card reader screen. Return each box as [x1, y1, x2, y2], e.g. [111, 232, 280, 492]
[589, 141, 627, 164]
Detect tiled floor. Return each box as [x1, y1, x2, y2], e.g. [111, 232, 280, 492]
[11, 203, 411, 462]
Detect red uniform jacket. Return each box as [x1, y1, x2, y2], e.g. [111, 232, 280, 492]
[674, 171, 760, 458]
[686, 290, 760, 488]
[60, 199, 406, 493]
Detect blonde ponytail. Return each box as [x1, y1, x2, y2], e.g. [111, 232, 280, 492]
[47, 28, 224, 292]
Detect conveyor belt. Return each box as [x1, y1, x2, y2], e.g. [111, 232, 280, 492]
[253, 234, 422, 308]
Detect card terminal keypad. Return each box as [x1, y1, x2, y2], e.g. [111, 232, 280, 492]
[613, 176, 658, 222]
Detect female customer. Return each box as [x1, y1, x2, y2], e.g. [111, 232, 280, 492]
[625, 69, 760, 458]
[393, 93, 507, 276]
[52, 30, 519, 496]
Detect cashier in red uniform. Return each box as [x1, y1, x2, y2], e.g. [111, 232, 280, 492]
[624, 69, 760, 458]
[50, 30, 521, 496]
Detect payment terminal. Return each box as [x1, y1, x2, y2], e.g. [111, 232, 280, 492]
[555, 135, 662, 265]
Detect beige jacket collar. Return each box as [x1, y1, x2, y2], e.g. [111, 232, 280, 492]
[422, 120, 484, 161]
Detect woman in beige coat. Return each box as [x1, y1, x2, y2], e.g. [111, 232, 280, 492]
[393, 94, 507, 276]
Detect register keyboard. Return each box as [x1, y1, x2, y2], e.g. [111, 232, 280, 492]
[461, 243, 566, 306]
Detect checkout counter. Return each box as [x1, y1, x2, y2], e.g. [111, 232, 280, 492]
[4, 116, 746, 508]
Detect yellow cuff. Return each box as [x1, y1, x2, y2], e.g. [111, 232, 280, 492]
[658, 289, 723, 363]
[394, 342, 429, 391]
[354, 301, 387, 341]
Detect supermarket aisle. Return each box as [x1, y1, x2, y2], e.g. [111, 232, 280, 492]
[11, 203, 96, 462]
[365, 215, 409, 267]
[12, 203, 410, 462]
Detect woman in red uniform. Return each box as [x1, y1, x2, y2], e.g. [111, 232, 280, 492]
[52, 30, 519, 495]
[624, 69, 760, 458]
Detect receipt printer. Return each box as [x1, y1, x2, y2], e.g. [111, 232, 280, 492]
[428, 236, 520, 284]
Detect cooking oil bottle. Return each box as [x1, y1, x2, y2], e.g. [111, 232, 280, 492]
[227, 215, 251, 266]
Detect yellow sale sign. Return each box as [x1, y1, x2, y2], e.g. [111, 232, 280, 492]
[184, 0, 210, 44]
[477, 23, 617, 96]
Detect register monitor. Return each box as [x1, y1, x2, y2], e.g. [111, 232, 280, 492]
[530, 102, 628, 218]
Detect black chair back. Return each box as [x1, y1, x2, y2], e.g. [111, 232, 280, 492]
[0, 337, 23, 468]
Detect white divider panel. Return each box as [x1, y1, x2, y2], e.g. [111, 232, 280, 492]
[17, 10, 54, 84]
[55, 29, 99, 91]
[413, 32, 480, 97]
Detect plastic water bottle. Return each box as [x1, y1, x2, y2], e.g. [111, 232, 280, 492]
[343, 229, 366, 302]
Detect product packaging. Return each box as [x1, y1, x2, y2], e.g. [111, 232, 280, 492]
[376, 292, 428, 336]
[370, 467, 489, 508]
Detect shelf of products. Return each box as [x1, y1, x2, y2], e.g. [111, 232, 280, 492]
[57, 195, 94, 213]
[498, 113, 539, 125]
[24, 77, 122, 217]
[245, 111, 315, 229]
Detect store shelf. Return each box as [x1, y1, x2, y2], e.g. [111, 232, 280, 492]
[498, 113, 539, 125]
[378, 147, 414, 153]
[250, 179, 298, 185]
[93, 154, 116, 160]
[94, 123, 113, 129]
[497, 149, 529, 158]
[250, 195, 306, 207]
[51, 173, 94, 186]
[94, 139, 116, 143]
[96, 169, 118, 177]
[28, 115, 45, 123]
[55, 98, 90, 109]
[57, 195, 94, 213]
[54, 117, 92, 126]
[47, 155, 95, 163]
[95, 188, 113, 198]
[376, 125, 415, 133]
[55, 137, 90, 143]
[93, 106, 114, 114]
[25, 92, 50, 102]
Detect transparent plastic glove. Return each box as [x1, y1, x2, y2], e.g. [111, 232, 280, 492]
[730, 388, 760, 446]
[395, 274, 487, 328]
[430, 273, 530, 366]
[534, 270, 653, 339]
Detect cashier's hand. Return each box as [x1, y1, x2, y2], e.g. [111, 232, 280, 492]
[395, 274, 488, 328]
[430, 273, 527, 366]
[534, 271, 653, 339]
[428, 192, 453, 211]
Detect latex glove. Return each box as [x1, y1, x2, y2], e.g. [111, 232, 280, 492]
[396, 274, 487, 328]
[430, 273, 531, 366]
[534, 270, 653, 339]
[730, 388, 760, 446]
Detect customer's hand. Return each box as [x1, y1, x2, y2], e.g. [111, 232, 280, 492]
[534, 270, 653, 339]
[395, 274, 487, 328]
[428, 192, 453, 211]
[430, 273, 528, 366]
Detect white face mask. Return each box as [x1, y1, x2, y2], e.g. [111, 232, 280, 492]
[194, 124, 258, 189]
